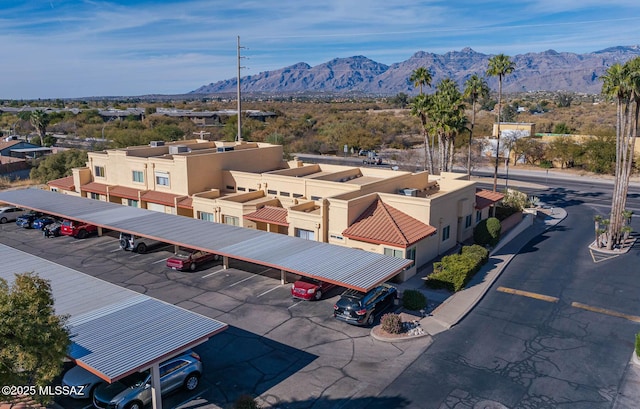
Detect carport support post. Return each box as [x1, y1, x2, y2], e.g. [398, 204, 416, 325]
[222, 256, 229, 269]
[97, 226, 103, 236]
[281, 269, 287, 285]
[150, 363, 162, 409]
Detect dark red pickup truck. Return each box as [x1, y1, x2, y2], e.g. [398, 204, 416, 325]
[60, 219, 97, 239]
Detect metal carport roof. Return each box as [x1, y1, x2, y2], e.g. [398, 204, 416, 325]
[0, 188, 412, 292]
[0, 244, 228, 383]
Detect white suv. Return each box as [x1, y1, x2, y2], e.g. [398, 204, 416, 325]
[118, 232, 163, 253]
[0, 206, 26, 223]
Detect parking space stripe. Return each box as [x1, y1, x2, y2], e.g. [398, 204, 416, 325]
[257, 285, 283, 298]
[288, 300, 304, 309]
[497, 286, 559, 303]
[152, 257, 168, 264]
[202, 269, 225, 278]
[227, 274, 258, 287]
[571, 302, 640, 323]
[110, 247, 122, 252]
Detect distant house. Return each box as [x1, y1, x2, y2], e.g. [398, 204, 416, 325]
[153, 108, 277, 127]
[0, 140, 49, 159]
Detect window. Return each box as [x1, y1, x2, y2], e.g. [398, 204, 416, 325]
[280, 191, 290, 197]
[476, 210, 482, 223]
[127, 199, 139, 207]
[237, 187, 246, 192]
[90, 192, 100, 200]
[94, 166, 105, 177]
[226, 185, 235, 191]
[224, 215, 239, 226]
[295, 228, 315, 240]
[268, 189, 277, 195]
[311, 196, 322, 201]
[199, 212, 214, 222]
[132, 170, 144, 183]
[465, 214, 472, 228]
[155, 171, 169, 187]
[384, 247, 403, 258]
[442, 225, 450, 241]
[293, 193, 303, 198]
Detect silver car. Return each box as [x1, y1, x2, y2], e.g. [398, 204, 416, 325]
[92, 351, 202, 409]
[62, 365, 104, 399]
[0, 206, 25, 223]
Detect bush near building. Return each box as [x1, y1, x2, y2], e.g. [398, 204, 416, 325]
[636, 332, 640, 358]
[426, 245, 489, 292]
[402, 289, 427, 311]
[474, 217, 501, 247]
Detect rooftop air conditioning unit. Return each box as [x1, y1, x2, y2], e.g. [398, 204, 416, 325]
[169, 145, 189, 154]
[399, 188, 418, 197]
[149, 141, 165, 147]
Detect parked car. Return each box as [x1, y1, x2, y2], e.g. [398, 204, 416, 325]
[32, 216, 57, 230]
[61, 365, 104, 399]
[333, 283, 397, 326]
[15, 211, 44, 228]
[291, 277, 336, 301]
[0, 206, 25, 224]
[119, 232, 163, 254]
[166, 249, 219, 271]
[92, 351, 202, 409]
[60, 219, 97, 239]
[43, 221, 62, 237]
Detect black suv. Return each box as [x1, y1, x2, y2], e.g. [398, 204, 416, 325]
[333, 283, 397, 326]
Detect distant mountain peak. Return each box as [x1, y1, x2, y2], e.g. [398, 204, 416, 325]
[190, 45, 640, 95]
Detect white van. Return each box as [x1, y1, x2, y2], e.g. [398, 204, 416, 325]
[119, 232, 163, 253]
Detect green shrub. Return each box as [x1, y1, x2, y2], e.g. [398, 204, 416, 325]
[474, 217, 501, 246]
[426, 245, 490, 292]
[402, 289, 427, 311]
[461, 244, 489, 265]
[234, 394, 261, 409]
[636, 332, 640, 358]
[381, 313, 403, 334]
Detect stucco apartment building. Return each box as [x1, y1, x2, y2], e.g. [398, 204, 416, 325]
[48, 139, 502, 280]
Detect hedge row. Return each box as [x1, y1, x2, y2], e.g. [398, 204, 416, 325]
[425, 244, 489, 292]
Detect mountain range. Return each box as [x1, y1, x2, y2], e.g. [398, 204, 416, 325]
[190, 46, 640, 96]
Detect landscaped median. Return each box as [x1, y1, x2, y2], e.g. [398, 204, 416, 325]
[370, 289, 431, 342]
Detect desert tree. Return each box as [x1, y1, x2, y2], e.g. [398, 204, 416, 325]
[28, 109, 50, 145]
[463, 74, 490, 178]
[487, 54, 516, 191]
[600, 57, 640, 249]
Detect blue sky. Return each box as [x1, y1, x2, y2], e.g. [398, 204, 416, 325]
[2, 0, 640, 100]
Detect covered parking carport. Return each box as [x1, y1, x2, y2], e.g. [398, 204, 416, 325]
[0, 244, 228, 409]
[0, 189, 412, 292]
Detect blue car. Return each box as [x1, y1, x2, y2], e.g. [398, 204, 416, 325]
[32, 216, 57, 230]
[15, 212, 43, 228]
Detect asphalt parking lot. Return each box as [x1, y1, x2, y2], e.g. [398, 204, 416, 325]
[0, 220, 432, 409]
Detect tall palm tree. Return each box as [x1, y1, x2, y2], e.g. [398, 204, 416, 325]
[487, 54, 515, 192]
[601, 57, 640, 249]
[429, 79, 467, 173]
[409, 94, 434, 172]
[410, 67, 432, 96]
[463, 75, 490, 179]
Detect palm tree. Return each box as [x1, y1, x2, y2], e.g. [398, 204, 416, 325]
[463, 75, 490, 179]
[487, 54, 515, 192]
[600, 57, 640, 249]
[409, 94, 434, 172]
[429, 79, 467, 173]
[410, 67, 432, 95]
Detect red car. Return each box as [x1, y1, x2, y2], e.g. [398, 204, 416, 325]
[291, 277, 336, 301]
[60, 219, 98, 239]
[166, 250, 219, 271]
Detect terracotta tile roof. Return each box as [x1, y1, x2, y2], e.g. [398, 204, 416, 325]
[342, 199, 436, 248]
[109, 185, 142, 200]
[475, 189, 505, 209]
[243, 205, 289, 226]
[81, 181, 109, 195]
[141, 190, 181, 206]
[48, 175, 75, 191]
[177, 196, 193, 209]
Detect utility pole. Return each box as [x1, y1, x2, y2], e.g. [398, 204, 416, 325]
[236, 36, 246, 142]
